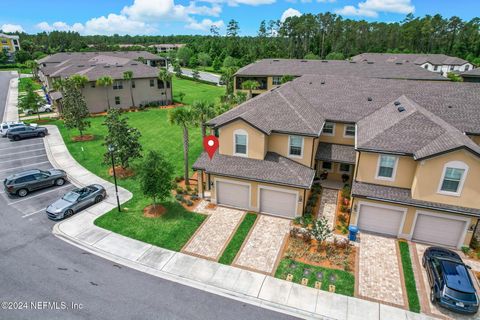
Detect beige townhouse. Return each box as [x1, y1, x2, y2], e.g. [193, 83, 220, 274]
[193, 74, 480, 249]
[234, 58, 447, 97]
[37, 51, 171, 113]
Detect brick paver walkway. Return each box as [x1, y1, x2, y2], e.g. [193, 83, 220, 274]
[358, 233, 405, 307]
[183, 201, 245, 260]
[234, 215, 291, 274]
[318, 188, 338, 229]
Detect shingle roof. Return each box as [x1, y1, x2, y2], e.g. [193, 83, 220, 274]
[37, 51, 163, 64]
[352, 53, 469, 66]
[357, 95, 480, 159]
[352, 181, 480, 216]
[193, 152, 315, 189]
[235, 59, 447, 81]
[461, 68, 480, 77]
[316, 143, 356, 164]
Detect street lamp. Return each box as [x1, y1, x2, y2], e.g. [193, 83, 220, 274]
[108, 144, 121, 212]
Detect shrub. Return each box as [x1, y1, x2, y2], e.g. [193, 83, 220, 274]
[461, 246, 471, 255]
[186, 200, 194, 206]
[176, 187, 184, 194]
[340, 205, 348, 213]
[341, 185, 351, 199]
[471, 236, 479, 250]
[302, 215, 312, 228]
[293, 217, 302, 225]
[338, 213, 348, 224]
[175, 176, 184, 182]
[190, 195, 199, 201]
[186, 186, 192, 192]
[175, 194, 184, 201]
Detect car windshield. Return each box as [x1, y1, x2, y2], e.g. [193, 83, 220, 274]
[62, 192, 80, 203]
[441, 259, 475, 293]
[445, 287, 477, 302]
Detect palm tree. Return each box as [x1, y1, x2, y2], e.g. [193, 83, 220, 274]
[192, 100, 216, 138]
[25, 60, 38, 79]
[96, 76, 113, 110]
[123, 71, 135, 107]
[158, 69, 172, 104]
[168, 107, 195, 185]
[70, 74, 89, 89]
[241, 80, 260, 99]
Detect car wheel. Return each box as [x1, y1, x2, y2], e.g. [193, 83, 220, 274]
[55, 178, 65, 186]
[65, 209, 74, 217]
[38, 132, 45, 137]
[27, 111, 33, 115]
[45, 108, 52, 113]
[17, 188, 28, 197]
[430, 289, 436, 304]
[13, 135, 20, 141]
[95, 195, 104, 203]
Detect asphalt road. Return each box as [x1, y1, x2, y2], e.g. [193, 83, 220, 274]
[168, 66, 221, 84]
[0, 71, 298, 320]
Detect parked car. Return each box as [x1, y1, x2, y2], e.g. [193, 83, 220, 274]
[24, 104, 53, 115]
[3, 169, 67, 197]
[7, 125, 48, 141]
[0, 121, 25, 137]
[423, 246, 479, 314]
[46, 185, 107, 220]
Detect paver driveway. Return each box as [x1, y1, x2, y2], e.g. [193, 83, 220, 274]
[234, 215, 291, 274]
[182, 201, 245, 260]
[358, 233, 406, 308]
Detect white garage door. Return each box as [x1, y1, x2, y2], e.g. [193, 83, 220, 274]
[357, 204, 404, 236]
[259, 188, 297, 218]
[216, 181, 250, 209]
[412, 214, 467, 248]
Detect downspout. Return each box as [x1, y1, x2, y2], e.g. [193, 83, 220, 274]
[310, 137, 317, 168]
[303, 189, 307, 214]
[354, 151, 361, 182]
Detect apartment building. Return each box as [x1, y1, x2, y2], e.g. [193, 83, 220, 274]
[1, 33, 20, 61]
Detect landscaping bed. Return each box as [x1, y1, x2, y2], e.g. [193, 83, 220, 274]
[219, 213, 258, 265]
[334, 185, 351, 235]
[399, 241, 420, 313]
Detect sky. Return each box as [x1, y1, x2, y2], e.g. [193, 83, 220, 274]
[1, 0, 479, 36]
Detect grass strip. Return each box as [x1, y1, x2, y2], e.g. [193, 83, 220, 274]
[399, 241, 421, 313]
[218, 213, 257, 265]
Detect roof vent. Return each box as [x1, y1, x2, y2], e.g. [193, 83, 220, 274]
[367, 97, 372, 101]
[394, 101, 401, 106]
[300, 60, 308, 63]
[104, 65, 110, 68]
[272, 59, 280, 62]
[77, 65, 84, 67]
[90, 64, 96, 67]
[398, 106, 406, 112]
[131, 63, 138, 65]
[309, 82, 312, 85]
[321, 80, 326, 85]
[447, 105, 453, 109]
[349, 61, 356, 64]
[321, 60, 328, 63]
[367, 61, 374, 64]
[395, 62, 403, 65]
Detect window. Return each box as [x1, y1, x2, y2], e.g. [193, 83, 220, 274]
[339, 163, 351, 173]
[322, 161, 332, 172]
[272, 76, 282, 85]
[131, 80, 135, 88]
[288, 135, 303, 157]
[450, 66, 454, 71]
[434, 65, 439, 71]
[234, 129, 247, 156]
[464, 65, 470, 71]
[113, 80, 123, 90]
[115, 96, 121, 105]
[376, 155, 398, 180]
[150, 79, 155, 87]
[423, 65, 428, 69]
[344, 124, 355, 137]
[438, 161, 468, 196]
[166, 81, 170, 89]
[322, 122, 335, 136]
[158, 80, 164, 89]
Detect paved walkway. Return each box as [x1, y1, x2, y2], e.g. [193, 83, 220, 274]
[234, 215, 291, 274]
[183, 201, 245, 260]
[318, 188, 338, 229]
[3, 72, 18, 122]
[358, 234, 406, 308]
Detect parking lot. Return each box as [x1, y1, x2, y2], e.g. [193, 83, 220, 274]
[0, 134, 75, 220]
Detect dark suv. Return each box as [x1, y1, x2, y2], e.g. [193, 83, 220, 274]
[423, 247, 479, 314]
[3, 169, 67, 197]
[7, 126, 48, 141]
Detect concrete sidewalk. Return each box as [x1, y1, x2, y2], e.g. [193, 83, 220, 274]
[3, 71, 19, 122]
[45, 126, 433, 320]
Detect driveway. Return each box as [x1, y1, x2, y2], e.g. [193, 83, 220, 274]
[357, 233, 407, 308]
[168, 66, 221, 84]
[234, 215, 291, 274]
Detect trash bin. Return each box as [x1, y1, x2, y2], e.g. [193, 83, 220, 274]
[348, 226, 359, 241]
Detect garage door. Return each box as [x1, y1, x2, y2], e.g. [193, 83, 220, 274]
[259, 188, 297, 218]
[412, 214, 467, 248]
[216, 181, 249, 209]
[357, 204, 404, 236]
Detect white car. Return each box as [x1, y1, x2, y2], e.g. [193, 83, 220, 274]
[24, 104, 53, 115]
[0, 121, 25, 137]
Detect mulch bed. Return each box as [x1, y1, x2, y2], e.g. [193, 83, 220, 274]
[174, 172, 202, 210]
[108, 166, 135, 179]
[334, 190, 351, 235]
[72, 134, 95, 142]
[143, 204, 166, 218]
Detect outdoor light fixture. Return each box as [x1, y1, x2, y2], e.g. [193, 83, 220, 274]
[108, 144, 121, 212]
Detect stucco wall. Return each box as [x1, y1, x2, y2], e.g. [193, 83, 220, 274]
[218, 119, 267, 160]
[469, 135, 480, 146]
[318, 122, 355, 146]
[317, 160, 353, 183]
[268, 133, 316, 167]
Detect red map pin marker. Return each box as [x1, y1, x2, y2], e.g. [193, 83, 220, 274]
[203, 135, 219, 160]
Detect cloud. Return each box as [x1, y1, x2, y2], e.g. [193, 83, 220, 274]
[84, 14, 155, 35]
[335, 0, 414, 18]
[1, 23, 25, 33]
[36, 21, 84, 33]
[281, 8, 301, 22]
[187, 18, 224, 31]
[201, 0, 275, 6]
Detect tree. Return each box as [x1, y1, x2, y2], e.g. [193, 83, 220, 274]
[168, 107, 195, 185]
[25, 60, 38, 79]
[197, 52, 212, 67]
[192, 100, 216, 138]
[96, 75, 113, 110]
[103, 109, 142, 169]
[304, 53, 320, 60]
[173, 62, 182, 77]
[310, 217, 332, 251]
[191, 69, 200, 81]
[158, 69, 172, 102]
[139, 151, 174, 210]
[212, 57, 222, 72]
[58, 77, 91, 137]
[70, 74, 89, 88]
[447, 72, 463, 82]
[281, 75, 294, 84]
[223, 56, 237, 68]
[123, 71, 135, 107]
[325, 52, 345, 60]
[0, 48, 9, 64]
[188, 55, 198, 68]
[176, 46, 193, 66]
[226, 19, 240, 37]
[18, 81, 44, 120]
[220, 67, 238, 100]
[14, 50, 32, 64]
[240, 80, 260, 99]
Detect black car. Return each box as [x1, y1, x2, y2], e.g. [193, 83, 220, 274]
[3, 169, 67, 197]
[7, 126, 48, 141]
[423, 247, 479, 314]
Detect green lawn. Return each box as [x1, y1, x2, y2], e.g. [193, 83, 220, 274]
[399, 241, 421, 313]
[50, 108, 210, 251]
[275, 259, 355, 296]
[172, 76, 224, 105]
[218, 213, 257, 265]
[19, 77, 42, 93]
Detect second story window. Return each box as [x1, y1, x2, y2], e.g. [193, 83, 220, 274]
[376, 155, 397, 180]
[344, 124, 355, 137]
[288, 135, 303, 157]
[150, 79, 155, 87]
[322, 122, 335, 136]
[438, 161, 468, 196]
[234, 129, 248, 156]
[113, 80, 123, 90]
[272, 76, 282, 86]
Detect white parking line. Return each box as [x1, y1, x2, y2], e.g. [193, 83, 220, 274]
[0, 161, 50, 173]
[0, 142, 44, 151]
[0, 148, 46, 157]
[0, 154, 46, 164]
[8, 184, 71, 205]
[22, 208, 46, 218]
